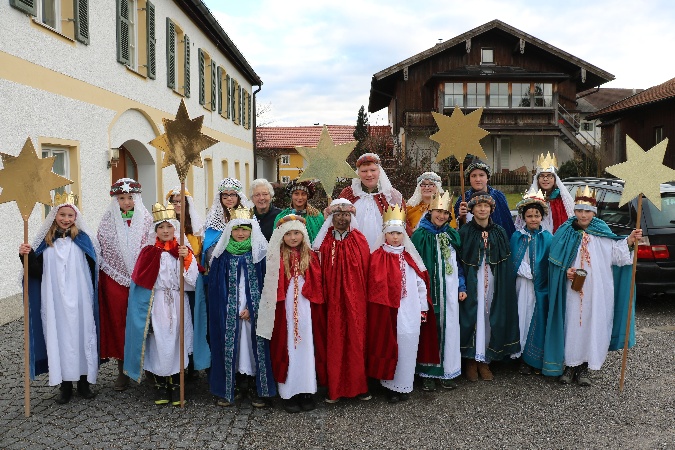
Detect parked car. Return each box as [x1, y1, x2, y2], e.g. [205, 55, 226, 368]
[562, 177, 675, 297]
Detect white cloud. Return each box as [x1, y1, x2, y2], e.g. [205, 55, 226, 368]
[206, 0, 675, 125]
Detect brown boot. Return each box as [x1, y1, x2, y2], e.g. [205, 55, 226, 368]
[465, 359, 478, 382]
[477, 362, 494, 381]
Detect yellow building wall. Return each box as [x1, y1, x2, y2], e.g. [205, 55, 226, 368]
[278, 150, 305, 181]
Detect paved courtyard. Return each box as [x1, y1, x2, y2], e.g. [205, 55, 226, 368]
[0, 297, 673, 449]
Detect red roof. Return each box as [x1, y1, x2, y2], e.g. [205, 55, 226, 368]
[587, 77, 675, 119]
[256, 125, 392, 150]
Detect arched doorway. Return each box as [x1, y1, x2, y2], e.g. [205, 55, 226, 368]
[111, 146, 138, 181]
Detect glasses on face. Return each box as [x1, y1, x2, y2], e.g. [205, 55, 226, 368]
[169, 200, 181, 205]
[539, 174, 554, 180]
[221, 193, 239, 198]
[420, 183, 436, 188]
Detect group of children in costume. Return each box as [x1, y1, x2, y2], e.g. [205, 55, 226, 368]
[20, 151, 641, 412]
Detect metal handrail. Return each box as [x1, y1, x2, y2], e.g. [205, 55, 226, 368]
[557, 103, 600, 149]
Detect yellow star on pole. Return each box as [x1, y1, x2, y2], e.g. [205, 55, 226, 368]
[296, 126, 357, 196]
[149, 99, 219, 181]
[430, 106, 489, 164]
[0, 137, 73, 219]
[605, 136, 675, 210]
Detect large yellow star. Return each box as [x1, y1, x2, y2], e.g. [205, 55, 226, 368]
[149, 99, 219, 181]
[296, 126, 357, 196]
[605, 136, 675, 210]
[430, 106, 489, 164]
[0, 138, 73, 219]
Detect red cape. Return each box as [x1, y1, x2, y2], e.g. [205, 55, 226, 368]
[366, 247, 440, 380]
[318, 228, 370, 399]
[269, 252, 327, 384]
[131, 239, 193, 289]
[549, 196, 568, 234]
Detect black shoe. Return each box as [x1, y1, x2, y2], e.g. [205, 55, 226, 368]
[440, 379, 458, 390]
[168, 375, 183, 406]
[283, 397, 301, 413]
[559, 366, 575, 384]
[55, 382, 73, 404]
[299, 393, 316, 412]
[357, 391, 372, 401]
[399, 393, 410, 401]
[77, 376, 96, 399]
[249, 387, 270, 408]
[519, 362, 533, 375]
[154, 376, 169, 406]
[386, 389, 400, 404]
[577, 363, 591, 387]
[421, 378, 437, 391]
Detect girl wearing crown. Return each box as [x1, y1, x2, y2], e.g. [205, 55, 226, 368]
[542, 186, 641, 386]
[20, 194, 100, 404]
[123, 203, 209, 406]
[509, 188, 553, 375]
[406, 172, 457, 232]
[97, 178, 152, 391]
[273, 179, 324, 243]
[256, 215, 326, 414]
[411, 193, 466, 391]
[458, 191, 520, 382]
[367, 205, 439, 403]
[514, 152, 574, 234]
[208, 207, 276, 408]
[338, 153, 405, 252]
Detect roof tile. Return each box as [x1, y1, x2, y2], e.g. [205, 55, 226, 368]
[256, 125, 391, 150]
[587, 77, 675, 119]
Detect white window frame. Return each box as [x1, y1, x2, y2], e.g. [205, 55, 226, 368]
[127, 0, 139, 71]
[280, 154, 290, 165]
[281, 176, 291, 184]
[38, 0, 61, 32]
[42, 146, 70, 214]
[481, 48, 494, 64]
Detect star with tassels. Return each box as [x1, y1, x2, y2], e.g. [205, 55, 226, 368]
[296, 126, 357, 196]
[0, 137, 73, 218]
[149, 99, 219, 181]
[430, 106, 489, 163]
[605, 136, 675, 210]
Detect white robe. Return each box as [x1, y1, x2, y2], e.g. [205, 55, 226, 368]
[236, 267, 255, 376]
[41, 237, 98, 386]
[564, 235, 632, 370]
[474, 254, 495, 363]
[380, 245, 429, 394]
[144, 252, 197, 376]
[512, 247, 535, 359]
[354, 194, 383, 252]
[277, 274, 317, 399]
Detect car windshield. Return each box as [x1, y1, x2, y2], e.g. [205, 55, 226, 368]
[645, 193, 675, 228]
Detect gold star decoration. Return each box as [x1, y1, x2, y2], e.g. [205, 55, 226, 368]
[605, 136, 675, 210]
[149, 99, 219, 181]
[0, 137, 73, 219]
[296, 126, 357, 196]
[430, 106, 489, 164]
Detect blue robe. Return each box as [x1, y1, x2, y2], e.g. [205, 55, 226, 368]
[542, 217, 636, 376]
[26, 232, 99, 380]
[454, 186, 516, 238]
[509, 226, 552, 369]
[207, 251, 276, 402]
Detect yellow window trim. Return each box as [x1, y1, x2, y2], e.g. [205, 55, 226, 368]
[30, 17, 76, 47]
[37, 136, 81, 212]
[125, 65, 150, 81]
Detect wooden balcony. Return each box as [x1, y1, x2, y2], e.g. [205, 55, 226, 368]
[405, 108, 559, 133]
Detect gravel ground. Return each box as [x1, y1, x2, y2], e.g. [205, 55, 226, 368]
[1, 296, 673, 449]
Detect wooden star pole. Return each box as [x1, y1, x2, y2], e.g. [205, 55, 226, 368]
[0, 137, 73, 417]
[149, 99, 218, 407]
[605, 135, 675, 392]
[430, 107, 489, 210]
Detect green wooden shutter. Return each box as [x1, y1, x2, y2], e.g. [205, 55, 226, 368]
[116, 0, 130, 65]
[146, 0, 155, 79]
[231, 79, 236, 123]
[239, 86, 243, 125]
[225, 74, 231, 119]
[217, 67, 223, 115]
[183, 35, 190, 97]
[246, 92, 251, 129]
[9, 0, 36, 16]
[210, 59, 217, 111]
[198, 49, 205, 106]
[165, 18, 175, 88]
[74, 0, 89, 45]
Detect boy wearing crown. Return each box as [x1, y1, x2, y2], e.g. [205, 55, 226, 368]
[367, 205, 439, 403]
[514, 153, 574, 234]
[124, 203, 209, 406]
[207, 206, 276, 407]
[459, 191, 520, 381]
[543, 187, 641, 386]
[411, 192, 467, 390]
[509, 188, 553, 375]
[312, 199, 371, 403]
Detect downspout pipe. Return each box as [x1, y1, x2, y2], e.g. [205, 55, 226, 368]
[252, 83, 262, 179]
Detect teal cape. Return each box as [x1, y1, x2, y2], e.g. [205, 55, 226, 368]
[273, 207, 324, 243]
[509, 226, 552, 370]
[542, 217, 636, 376]
[412, 215, 466, 377]
[458, 220, 520, 361]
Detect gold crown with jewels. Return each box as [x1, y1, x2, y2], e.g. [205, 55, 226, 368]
[537, 152, 558, 173]
[52, 191, 78, 207]
[152, 203, 176, 222]
[429, 191, 453, 212]
[574, 185, 597, 206]
[383, 204, 406, 226]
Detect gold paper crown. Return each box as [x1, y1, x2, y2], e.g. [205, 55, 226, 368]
[429, 191, 453, 212]
[537, 152, 558, 172]
[383, 204, 406, 224]
[574, 185, 597, 206]
[152, 202, 176, 222]
[229, 206, 254, 220]
[524, 187, 546, 202]
[52, 191, 78, 207]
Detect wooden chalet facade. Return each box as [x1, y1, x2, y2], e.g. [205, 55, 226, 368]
[368, 20, 614, 174]
[587, 77, 675, 169]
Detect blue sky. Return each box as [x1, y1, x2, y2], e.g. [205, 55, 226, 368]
[204, 0, 675, 127]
